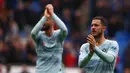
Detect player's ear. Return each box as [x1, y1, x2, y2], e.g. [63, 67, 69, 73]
[103, 26, 106, 31]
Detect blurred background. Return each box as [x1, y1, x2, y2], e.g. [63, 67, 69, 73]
[0, 0, 130, 73]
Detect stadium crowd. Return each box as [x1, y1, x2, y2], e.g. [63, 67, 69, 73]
[0, 0, 130, 73]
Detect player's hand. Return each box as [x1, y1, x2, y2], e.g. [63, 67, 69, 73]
[87, 34, 96, 54]
[44, 9, 50, 18]
[45, 4, 54, 16]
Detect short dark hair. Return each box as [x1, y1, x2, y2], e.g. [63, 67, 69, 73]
[93, 16, 108, 26]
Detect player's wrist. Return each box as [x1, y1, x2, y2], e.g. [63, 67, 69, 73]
[49, 10, 54, 16]
[89, 51, 94, 55]
[41, 16, 47, 21]
[93, 46, 98, 51]
[44, 15, 50, 18]
[51, 13, 55, 17]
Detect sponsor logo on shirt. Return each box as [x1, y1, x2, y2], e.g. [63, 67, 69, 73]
[111, 46, 116, 52]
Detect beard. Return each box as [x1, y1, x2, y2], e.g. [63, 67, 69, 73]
[42, 24, 50, 31]
[93, 32, 102, 38]
[91, 30, 103, 38]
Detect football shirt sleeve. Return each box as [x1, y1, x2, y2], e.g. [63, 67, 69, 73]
[31, 16, 47, 42]
[52, 13, 68, 41]
[94, 41, 119, 63]
[78, 44, 93, 68]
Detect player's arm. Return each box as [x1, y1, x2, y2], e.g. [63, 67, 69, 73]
[94, 41, 119, 63]
[87, 34, 119, 63]
[31, 16, 47, 41]
[31, 9, 48, 41]
[78, 44, 93, 68]
[52, 13, 68, 38]
[46, 4, 68, 40]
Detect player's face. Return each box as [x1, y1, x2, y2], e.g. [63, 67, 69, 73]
[91, 19, 105, 38]
[42, 19, 54, 31]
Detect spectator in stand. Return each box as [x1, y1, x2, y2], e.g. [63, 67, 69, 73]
[123, 41, 130, 73]
[63, 40, 77, 67]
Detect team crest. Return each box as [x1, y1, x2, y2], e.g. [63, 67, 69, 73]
[102, 48, 107, 52]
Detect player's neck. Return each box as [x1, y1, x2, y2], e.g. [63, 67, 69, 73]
[95, 35, 106, 46]
[45, 27, 54, 37]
